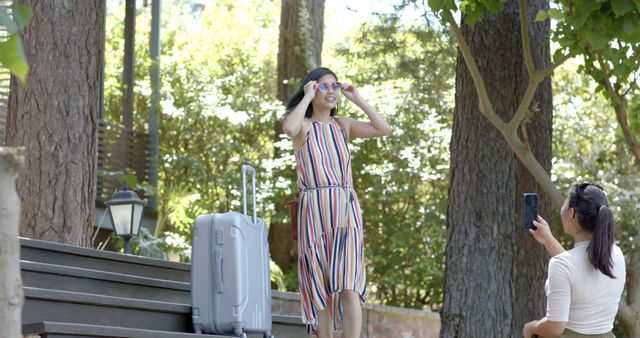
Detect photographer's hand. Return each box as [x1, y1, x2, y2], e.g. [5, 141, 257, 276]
[529, 216, 565, 257]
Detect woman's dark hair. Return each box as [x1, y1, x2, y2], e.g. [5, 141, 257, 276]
[285, 67, 338, 118]
[568, 182, 616, 278]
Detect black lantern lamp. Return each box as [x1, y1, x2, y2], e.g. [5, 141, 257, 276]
[105, 187, 145, 254]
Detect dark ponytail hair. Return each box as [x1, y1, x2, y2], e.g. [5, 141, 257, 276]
[568, 183, 616, 278]
[285, 67, 339, 118]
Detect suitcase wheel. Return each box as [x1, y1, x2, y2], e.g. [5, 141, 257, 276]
[234, 328, 246, 338]
[193, 324, 203, 334]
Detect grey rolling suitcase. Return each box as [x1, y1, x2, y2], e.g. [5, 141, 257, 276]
[191, 164, 274, 338]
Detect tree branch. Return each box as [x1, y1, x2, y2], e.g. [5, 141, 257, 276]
[444, 10, 506, 130]
[538, 51, 576, 79]
[509, 78, 539, 130]
[622, 48, 640, 97]
[445, 10, 564, 209]
[518, 0, 535, 77]
[627, 250, 640, 317]
[622, 73, 639, 97]
[502, 130, 565, 207]
[513, 0, 574, 131]
[596, 51, 640, 164]
[616, 296, 639, 337]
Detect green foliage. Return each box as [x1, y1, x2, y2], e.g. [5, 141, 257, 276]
[270, 260, 287, 291]
[98, 168, 155, 196]
[10, 3, 30, 30]
[103, 0, 456, 311]
[132, 227, 167, 260]
[427, 0, 640, 106]
[442, 0, 640, 123]
[103, 0, 284, 287]
[534, 9, 549, 21]
[552, 60, 639, 256]
[541, 1, 640, 269]
[552, 68, 638, 335]
[427, 0, 505, 26]
[0, 35, 27, 82]
[427, 0, 457, 13]
[105, 0, 279, 224]
[0, 3, 30, 83]
[100, 0, 638, 317]
[329, 9, 456, 310]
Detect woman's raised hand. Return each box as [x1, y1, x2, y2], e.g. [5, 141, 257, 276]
[529, 215, 554, 245]
[339, 82, 360, 101]
[303, 80, 317, 99]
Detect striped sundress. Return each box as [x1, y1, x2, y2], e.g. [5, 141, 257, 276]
[295, 118, 367, 334]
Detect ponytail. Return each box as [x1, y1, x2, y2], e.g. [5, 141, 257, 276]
[587, 205, 615, 278]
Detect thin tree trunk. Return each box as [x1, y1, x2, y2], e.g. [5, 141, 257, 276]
[271, 0, 324, 275]
[617, 251, 640, 337]
[5, 0, 104, 247]
[441, 0, 551, 336]
[0, 147, 25, 338]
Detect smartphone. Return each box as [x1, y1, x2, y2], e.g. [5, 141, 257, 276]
[523, 193, 538, 231]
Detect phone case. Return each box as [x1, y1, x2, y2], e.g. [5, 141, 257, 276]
[523, 193, 538, 231]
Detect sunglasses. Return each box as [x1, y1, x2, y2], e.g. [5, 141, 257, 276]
[575, 182, 604, 193]
[317, 82, 341, 93]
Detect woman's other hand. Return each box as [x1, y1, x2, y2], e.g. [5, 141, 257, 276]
[339, 82, 360, 102]
[522, 320, 536, 338]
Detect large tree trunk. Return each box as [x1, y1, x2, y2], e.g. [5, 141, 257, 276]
[0, 147, 24, 338]
[440, 0, 551, 337]
[5, 0, 104, 247]
[277, 0, 324, 104]
[270, 0, 324, 276]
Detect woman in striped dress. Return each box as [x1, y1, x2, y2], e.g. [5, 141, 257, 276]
[282, 67, 391, 337]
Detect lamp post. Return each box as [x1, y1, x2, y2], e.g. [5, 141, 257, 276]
[105, 187, 145, 254]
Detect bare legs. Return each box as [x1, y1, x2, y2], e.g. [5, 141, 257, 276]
[317, 307, 333, 338]
[340, 290, 362, 337]
[316, 291, 362, 338]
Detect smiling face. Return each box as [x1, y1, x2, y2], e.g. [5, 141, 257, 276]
[311, 74, 339, 115]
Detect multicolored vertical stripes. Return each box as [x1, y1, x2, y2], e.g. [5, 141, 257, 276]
[295, 118, 366, 334]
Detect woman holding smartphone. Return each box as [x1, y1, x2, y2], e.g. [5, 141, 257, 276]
[282, 67, 390, 337]
[523, 183, 626, 338]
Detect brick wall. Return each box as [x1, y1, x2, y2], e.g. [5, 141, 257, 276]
[272, 291, 440, 338]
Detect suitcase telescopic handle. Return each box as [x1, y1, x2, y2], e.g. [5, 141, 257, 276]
[241, 164, 257, 224]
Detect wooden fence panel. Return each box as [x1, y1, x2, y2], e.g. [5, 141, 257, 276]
[97, 121, 150, 204]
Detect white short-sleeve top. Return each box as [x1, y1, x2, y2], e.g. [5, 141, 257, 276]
[545, 241, 626, 334]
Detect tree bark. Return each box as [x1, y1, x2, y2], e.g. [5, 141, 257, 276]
[617, 251, 640, 337]
[5, 0, 104, 247]
[512, 0, 553, 330]
[0, 147, 24, 338]
[441, 0, 551, 337]
[277, 0, 324, 104]
[271, 0, 324, 275]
